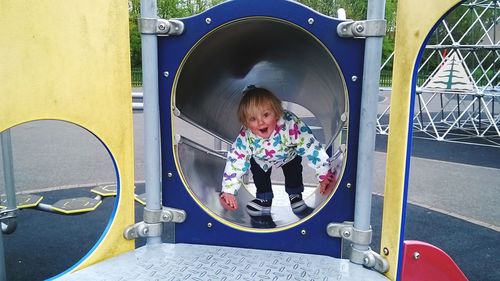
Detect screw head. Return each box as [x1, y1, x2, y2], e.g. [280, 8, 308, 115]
[341, 113, 347, 122]
[158, 23, 166, 31]
[351, 76, 358, 82]
[342, 230, 351, 237]
[383, 247, 389, 256]
[205, 17, 212, 24]
[355, 24, 364, 33]
[413, 252, 420, 260]
[308, 18, 314, 25]
[163, 71, 169, 78]
[346, 183, 352, 189]
[207, 222, 212, 228]
[300, 229, 307, 235]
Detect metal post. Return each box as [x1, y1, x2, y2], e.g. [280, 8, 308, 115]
[0, 130, 15, 281]
[140, 0, 162, 245]
[1, 130, 17, 217]
[0, 233, 5, 281]
[353, 0, 386, 256]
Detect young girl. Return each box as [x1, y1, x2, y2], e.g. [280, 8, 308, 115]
[220, 86, 334, 216]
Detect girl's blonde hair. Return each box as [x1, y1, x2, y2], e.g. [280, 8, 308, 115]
[237, 87, 283, 125]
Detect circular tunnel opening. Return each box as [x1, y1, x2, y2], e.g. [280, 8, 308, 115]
[173, 17, 348, 230]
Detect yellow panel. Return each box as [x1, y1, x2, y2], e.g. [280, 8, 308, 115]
[0, 0, 134, 273]
[380, 0, 461, 279]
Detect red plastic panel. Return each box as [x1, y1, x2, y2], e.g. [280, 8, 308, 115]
[401, 240, 468, 281]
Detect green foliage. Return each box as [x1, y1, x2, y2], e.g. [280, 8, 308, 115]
[297, 0, 397, 69]
[129, 0, 224, 68]
[130, 0, 398, 72]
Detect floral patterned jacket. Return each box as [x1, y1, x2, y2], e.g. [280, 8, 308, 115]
[221, 110, 330, 194]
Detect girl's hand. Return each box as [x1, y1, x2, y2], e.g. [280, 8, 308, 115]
[219, 192, 238, 211]
[319, 179, 331, 194]
[319, 172, 336, 195]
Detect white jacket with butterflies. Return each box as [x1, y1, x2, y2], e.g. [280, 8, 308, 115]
[221, 110, 330, 195]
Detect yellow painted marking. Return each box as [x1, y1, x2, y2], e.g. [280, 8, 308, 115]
[0, 194, 44, 209]
[134, 194, 146, 206]
[91, 185, 118, 197]
[51, 200, 103, 215]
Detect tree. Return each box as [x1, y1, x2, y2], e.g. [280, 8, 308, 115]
[129, 0, 224, 68]
[130, 0, 397, 70]
[297, 0, 396, 69]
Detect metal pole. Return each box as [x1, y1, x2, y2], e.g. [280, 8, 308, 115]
[1, 130, 16, 216]
[0, 130, 15, 281]
[140, 0, 162, 245]
[353, 0, 386, 254]
[0, 233, 5, 281]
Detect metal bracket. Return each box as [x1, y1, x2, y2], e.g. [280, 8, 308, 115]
[337, 19, 386, 38]
[123, 206, 186, 240]
[143, 206, 186, 224]
[326, 221, 372, 245]
[123, 221, 162, 240]
[0, 208, 17, 221]
[0, 208, 18, 234]
[351, 246, 390, 273]
[326, 221, 388, 273]
[139, 18, 184, 36]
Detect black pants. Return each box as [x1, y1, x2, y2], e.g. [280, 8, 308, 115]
[250, 156, 304, 200]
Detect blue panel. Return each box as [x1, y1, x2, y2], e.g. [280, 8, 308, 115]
[158, 0, 364, 257]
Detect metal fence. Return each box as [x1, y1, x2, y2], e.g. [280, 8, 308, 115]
[131, 68, 142, 87]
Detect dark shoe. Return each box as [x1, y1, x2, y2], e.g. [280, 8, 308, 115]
[250, 215, 277, 228]
[289, 194, 307, 214]
[246, 198, 272, 216]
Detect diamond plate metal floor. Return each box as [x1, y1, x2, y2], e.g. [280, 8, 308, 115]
[57, 243, 388, 281]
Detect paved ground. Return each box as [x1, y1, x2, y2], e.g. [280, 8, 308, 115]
[0, 111, 498, 280]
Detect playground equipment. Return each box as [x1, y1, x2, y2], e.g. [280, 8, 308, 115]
[378, 0, 499, 146]
[0, 1, 135, 279]
[160, 2, 362, 234]
[0, 184, 144, 215]
[0, 0, 472, 280]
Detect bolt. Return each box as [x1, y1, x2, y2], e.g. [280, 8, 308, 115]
[158, 23, 166, 31]
[363, 257, 369, 265]
[164, 71, 169, 78]
[207, 222, 212, 228]
[162, 214, 171, 221]
[308, 18, 314, 25]
[355, 23, 364, 33]
[167, 172, 173, 178]
[301, 229, 307, 235]
[342, 230, 350, 237]
[173, 108, 181, 116]
[351, 76, 358, 82]
[346, 183, 352, 189]
[383, 247, 389, 256]
[142, 227, 149, 235]
[341, 113, 347, 122]
[413, 252, 420, 260]
[205, 17, 212, 24]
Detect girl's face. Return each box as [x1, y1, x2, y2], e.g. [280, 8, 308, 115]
[245, 102, 278, 139]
